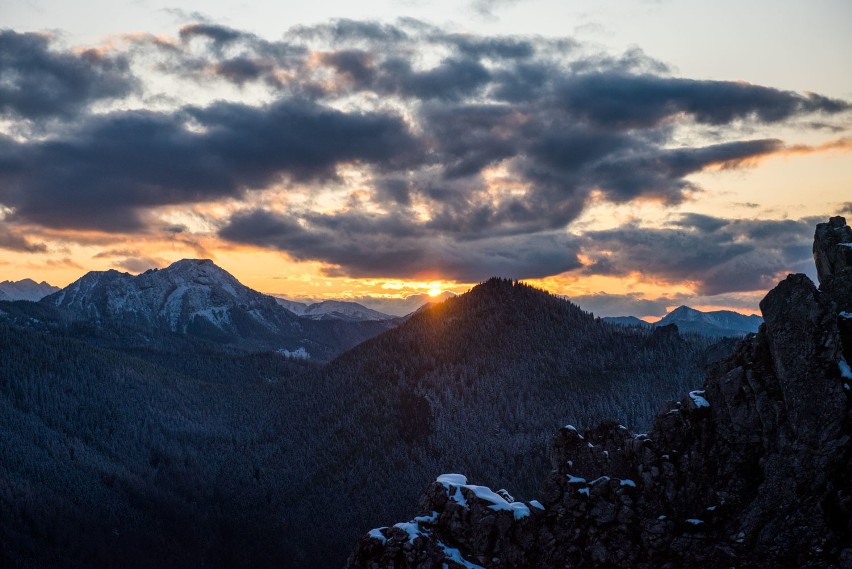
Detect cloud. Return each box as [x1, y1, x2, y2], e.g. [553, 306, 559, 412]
[580, 215, 820, 295]
[553, 73, 850, 128]
[178, 23, 247, 46]
[114, 256, 168, 273]
[0, 100, 418, 231]
[567, 290, 766, 318]
[1, 19, 850, 283]
[0, 30, 137, 120]
[219, 209, 582, 281]
[567, 292, 675, 318]
[0, 223, 47, 252]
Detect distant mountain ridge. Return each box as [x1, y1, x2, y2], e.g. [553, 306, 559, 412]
[0, 278, 59, 301]
[0, 271, 726, 569]
[292, 277, 721, 565]
[273, 297, 397, 321]
[39, 259, 397, 360]
[657, 305, 762, 336]
[347, 215, 852, 569]
[603, 305, 762, 337]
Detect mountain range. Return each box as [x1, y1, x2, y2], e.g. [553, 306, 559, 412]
[2, 268, 761, 339]
[0, 278, 59, 301]
[279, 278, 724, 564]
[0, 267, 722, 568]
[273, 297, 397, 321]
[347, 217, 852, 569]
[603, 305, 763, 337]
[31, 259, 399, 360]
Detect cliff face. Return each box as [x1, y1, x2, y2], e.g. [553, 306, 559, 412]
[348, 216, 852, 569]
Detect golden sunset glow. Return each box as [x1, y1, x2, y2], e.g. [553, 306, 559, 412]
[1, 1, 850, 319]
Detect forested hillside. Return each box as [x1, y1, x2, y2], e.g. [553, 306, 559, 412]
[0, 279, 725, 568]
[275, 279, 726, 565]
[0, 324, 313, 568]
[347, 216, 852, 569]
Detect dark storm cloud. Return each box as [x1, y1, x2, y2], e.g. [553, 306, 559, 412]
[585, 139, 783, 202]
[287, 19, 411, 43]
[448, 35, 535, 60]
[0, 100, 418, 231]
[219, 209, 582, 281]
[213, 57, 272, 85]
[2, 19, 850, 282]
[554, 73, 851, 128]
[0, 224, 47, 253]
[0, 30, 137, 120]
[580, 216, 820, 295]
[178, 23, 246, 46]
[671, 213, 731, 233]
[377, 57, 492, 101]
[318, 50, 376, 86]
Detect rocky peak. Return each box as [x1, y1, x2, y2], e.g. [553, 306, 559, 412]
[814, 216, 852, 363]
[348, 216, 852, 569]
[814, 215, 852, 285]
[0, 278, 61, 301]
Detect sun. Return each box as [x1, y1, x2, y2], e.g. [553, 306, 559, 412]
[427, 288, 442, 297]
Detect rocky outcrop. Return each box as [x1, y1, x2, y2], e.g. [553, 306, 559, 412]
[348, 216, 852, 569]
[814, 215, 852, 286]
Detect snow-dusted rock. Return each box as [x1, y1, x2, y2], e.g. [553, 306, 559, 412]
[41, 259, 398, 359]
[0, 278, 60, 301]
[347, 217, 852, 568]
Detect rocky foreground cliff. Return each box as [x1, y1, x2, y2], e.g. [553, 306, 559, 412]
[347, 216, 852, 569]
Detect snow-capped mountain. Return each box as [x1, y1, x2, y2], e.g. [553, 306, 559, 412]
[41, 259, 397, 359]
[274, 298, 309, 315]
[0, 279, 60, 301]
[274, 298, 396, 322]
[604, 306, 762, 337]
[656, 305, 762, 337]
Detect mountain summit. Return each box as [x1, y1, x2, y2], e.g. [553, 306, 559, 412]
[0, 278, 60, 301]
[293, 277, 717, 564]
[273, 297, 397, 321]
[41, 259, 396, 359]
[603, 306, 762, 337]
[348, 216, 852, 569]
[655, 305, 762, 336]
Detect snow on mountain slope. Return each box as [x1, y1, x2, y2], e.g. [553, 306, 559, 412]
[274, 298, 396, 321]
[41, 259, 397, 358]
[44, 260, 281, 333]
[603, 306, 762, 337]
[274, 297, 309, 315]
[0, 279, 61, 301]
[655, 305, 762, 337]
[302, 300, 396, 322]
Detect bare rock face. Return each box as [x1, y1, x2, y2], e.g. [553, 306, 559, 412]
[814, 215, 852, 285]
[348, 216, 852, 569]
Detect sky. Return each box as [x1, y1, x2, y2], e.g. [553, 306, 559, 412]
[1, 0, 850, 317]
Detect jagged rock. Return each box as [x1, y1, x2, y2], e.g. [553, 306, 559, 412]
[814, 215, 852, 374]
[348, 216, 852, 569]
[814, 215, 852, 285]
